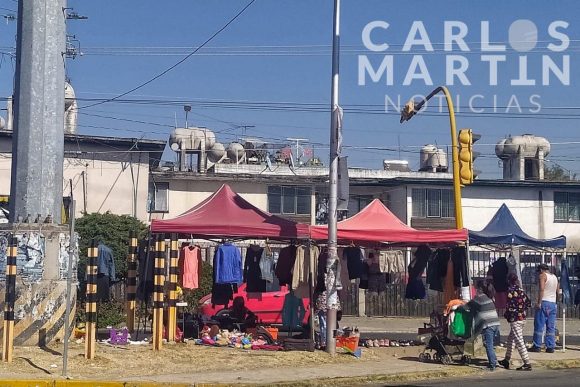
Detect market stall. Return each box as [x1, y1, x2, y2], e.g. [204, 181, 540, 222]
[468, 203, 568, 348]
[148, 184, 315, 351]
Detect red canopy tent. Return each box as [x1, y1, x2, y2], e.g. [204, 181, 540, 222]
[150, 184, 310, 239]
[310, 199, 467, 244]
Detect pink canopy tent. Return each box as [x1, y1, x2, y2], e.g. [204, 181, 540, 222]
[150, 184, 310, 239]
[310, 199, 467, 245]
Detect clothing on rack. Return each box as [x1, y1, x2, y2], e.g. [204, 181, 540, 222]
[244, 244, 266, 292]
[97, 243, 116, 280]
[451, 246, 470, 288]
[378, 250, 405, 274]
[96, 274, 111, 302]
[292, 245, 320, 299]
[405, 245, 431, 300]
[211, 283, 236, 307]
[426, 249, 449, 292]
[275, 245, 298, 286]
[561, 258, 572, 305]
[214, 243, 243, 285]
[315, 249, 328, 292]
[366, 253, 387, 293]
[443, 256, 456, 302]
[136, 239, 154, 301]
[259, 249, 275, 283]
[179, 244, 201, 290]
[489, 257, 509, 292]
[343, 246, 364, 279]
[282, 292, 306, 329]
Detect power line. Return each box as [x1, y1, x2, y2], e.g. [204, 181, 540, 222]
[78, 0, 257, 110]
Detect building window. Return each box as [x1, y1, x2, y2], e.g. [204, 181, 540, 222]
[268, 186, 311, 215]
[554, 191, 580, 222]
[348, 195, 373, 216]
[148, 182, 169, 213]
[412, 188, 454, 218]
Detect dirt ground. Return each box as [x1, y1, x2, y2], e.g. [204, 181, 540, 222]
[0, 340, 418, 381]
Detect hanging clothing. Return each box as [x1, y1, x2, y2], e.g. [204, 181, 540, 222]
[136, 240, 154, 301]
[405, 246, 430, 300]
[489, 257, 509, 292]
[282, 292, 306, 329]
[451, 246, 470, 288]
[214, 243, 243, 285]
[427, 249, 449, 292]
[367, 254, 387, 293]
[259, 249, 275, 283]
[343, 246, 364, 279]
[179, 244, 201, 290]
[292, 245, 320, 299]
[275, 245, 297, 286]
[561, 258, 572, 305]
[443, 256, 456, 302]
[97, 243, 116, 280]
[96, 274, 111, 302]
[378, 250, 405, 273]
[211, 283, 236, 307]
[244, 245, 266, 292]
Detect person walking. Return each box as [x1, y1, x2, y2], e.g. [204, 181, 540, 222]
[499, 273, 532, 371]
[467, 280, 500, 371]
[529, 264, 559, 353]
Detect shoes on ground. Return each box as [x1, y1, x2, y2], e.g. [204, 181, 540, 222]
[498, 359, 510, 369]
[528, 346, 541, 353]
[516, 363, 532, 371]
[546, 348, 555, 353]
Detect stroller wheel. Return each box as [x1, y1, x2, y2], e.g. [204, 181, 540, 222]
[431, 353, 439, 362]
[418, 353, 428, 362]
[425, 353, 432, 361]
[441, 355, 452, 365]
[461, 355, 471, 365]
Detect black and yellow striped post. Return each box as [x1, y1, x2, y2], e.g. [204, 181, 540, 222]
[167, 233, 179, 342]
[152, 234, 166, 350]
[84, 239, 98, 359]
[2, 236, 18, 363]
[126, 231, 138, 333]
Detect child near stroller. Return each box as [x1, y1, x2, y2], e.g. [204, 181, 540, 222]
[418, 299, 473, 365]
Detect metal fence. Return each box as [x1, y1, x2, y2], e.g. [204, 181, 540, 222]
[347, 249, 580, 319]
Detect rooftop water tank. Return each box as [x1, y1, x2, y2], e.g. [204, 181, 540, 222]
[207, 142, 226, 163]
[495, 134, 551, 159]
[419, 145, 447, 172]
[226, 142, 245, 162]
[169, 127, 216, 152]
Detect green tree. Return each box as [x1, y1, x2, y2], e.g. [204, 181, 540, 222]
[75, 212, 148, 283]
[544, 164, 577, 181]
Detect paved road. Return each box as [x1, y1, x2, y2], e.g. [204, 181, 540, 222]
[381, 368, 580, 386]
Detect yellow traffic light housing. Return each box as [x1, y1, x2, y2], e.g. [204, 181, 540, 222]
[458, 129, 480, 185]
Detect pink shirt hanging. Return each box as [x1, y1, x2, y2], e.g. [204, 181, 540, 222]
[180, 245, 201, 289]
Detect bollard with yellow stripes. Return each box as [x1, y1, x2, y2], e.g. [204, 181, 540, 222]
[2, 236, 18, 363]
[84, 239, 98, 359]
[152, 234, 166, 350]
[167, 233, 179, 342]
[126, 231, 138, 333]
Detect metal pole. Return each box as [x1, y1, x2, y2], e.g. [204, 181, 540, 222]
[126, 231, 138, 333]
[440, 86, 463, 230]
[326, 0, 341, 356]
[62, 199, 76, 376]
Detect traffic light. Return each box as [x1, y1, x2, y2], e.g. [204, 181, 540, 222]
[458, 129, 481, 185]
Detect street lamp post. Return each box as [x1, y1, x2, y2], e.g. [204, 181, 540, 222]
[400, 86, 463, 230]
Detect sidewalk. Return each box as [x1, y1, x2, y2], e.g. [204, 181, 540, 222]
[341, 316, 580, 338]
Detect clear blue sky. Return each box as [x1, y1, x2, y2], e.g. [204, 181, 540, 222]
[1, 0, 579, 178]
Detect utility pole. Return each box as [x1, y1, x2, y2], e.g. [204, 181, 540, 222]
[326, 0, 341, 356]
[10, 0, 67, 223]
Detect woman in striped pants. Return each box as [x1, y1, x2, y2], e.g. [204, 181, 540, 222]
[499, 273, 532, 371]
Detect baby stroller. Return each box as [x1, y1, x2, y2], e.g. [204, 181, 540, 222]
[418, 307, 473, 365]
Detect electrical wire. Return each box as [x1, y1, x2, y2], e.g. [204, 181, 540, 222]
[78, 0, 257, 110]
